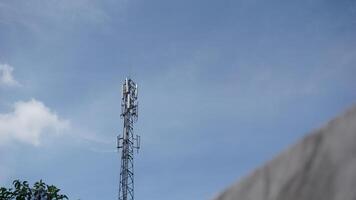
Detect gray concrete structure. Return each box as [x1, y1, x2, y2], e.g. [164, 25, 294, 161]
[213, 106, 356, 200]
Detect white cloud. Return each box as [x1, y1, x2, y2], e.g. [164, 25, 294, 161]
[0, 99, 69, 146]
[0, 63, 20, 87]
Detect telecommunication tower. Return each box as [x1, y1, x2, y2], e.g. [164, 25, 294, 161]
[117, 78, 140, 200]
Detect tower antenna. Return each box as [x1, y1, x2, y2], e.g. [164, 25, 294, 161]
[117, 77, 140, 200]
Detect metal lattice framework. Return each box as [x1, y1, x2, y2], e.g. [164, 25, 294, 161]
[117, 78, 140, 200]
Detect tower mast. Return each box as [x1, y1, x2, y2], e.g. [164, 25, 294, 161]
[117, 78, 140, 200]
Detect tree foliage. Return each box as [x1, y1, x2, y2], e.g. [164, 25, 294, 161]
[0, 180, 68, 200]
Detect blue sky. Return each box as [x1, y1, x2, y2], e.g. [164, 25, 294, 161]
[0, 0, 355, 199]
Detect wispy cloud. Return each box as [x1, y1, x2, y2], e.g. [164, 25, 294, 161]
[0, 99, 69, 146]
[0, 0, 120, 35]
[0, 63, 20, 87]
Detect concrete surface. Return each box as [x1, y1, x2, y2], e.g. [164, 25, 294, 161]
[213, 106, 356, 200]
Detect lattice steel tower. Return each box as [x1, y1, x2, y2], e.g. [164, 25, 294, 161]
[117, 78, 140, 200]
